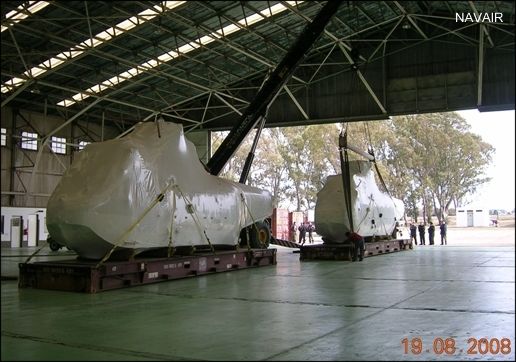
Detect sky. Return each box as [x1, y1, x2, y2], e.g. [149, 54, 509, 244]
[457, 109, 515, 211]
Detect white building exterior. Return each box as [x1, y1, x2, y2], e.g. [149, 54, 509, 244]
[456, 205, 490, 227]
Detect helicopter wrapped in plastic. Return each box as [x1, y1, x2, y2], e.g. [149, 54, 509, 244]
[315, 160, 405, 243]
[46, 120, 273, 260]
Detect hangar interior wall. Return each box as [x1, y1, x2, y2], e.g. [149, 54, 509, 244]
[0, 107, 120, 208]
[1, 107, 210, 209]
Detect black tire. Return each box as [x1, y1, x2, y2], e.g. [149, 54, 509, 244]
[250, 221, 271, 249]
[49, 239, 61, 251]
[239, 221, 271, 249]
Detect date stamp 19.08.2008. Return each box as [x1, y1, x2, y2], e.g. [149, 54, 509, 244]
[402, 337, 512, 356]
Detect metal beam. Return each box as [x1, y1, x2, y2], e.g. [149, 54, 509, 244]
[1, 80, 33, 108]
[337, 43, 387, 114]
[367, 16, 404, 62]
[468, 1, 495, 47]
[477, 24, 485, 106]
[393, 2, 428, 39]
[284, 85, 309, 119]
[281, 0, 388, 115]
[308, 42, 337, 83]
[239, 116, 266, 184]
[4, 13, 249, 115]
[207, 0, 344, 175]
[35, 80, 197, 124]
[282, 1, 367, 63]
[213, 92, 243, 116]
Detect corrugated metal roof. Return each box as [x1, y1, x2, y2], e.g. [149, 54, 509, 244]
[1, 1, 514, 131]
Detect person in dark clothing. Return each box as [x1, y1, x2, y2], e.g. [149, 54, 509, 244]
[418, 223, 426, 245]
[428, 222, 435, 245]
[409, 223, 418, 245]
[307, 222, 315, 243]
[298, 223, 306, 245]
[346, 231, 365, 261]
[440, 221, 447, 245]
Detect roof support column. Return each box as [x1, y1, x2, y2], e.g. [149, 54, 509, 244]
[477, 24, 485, 107]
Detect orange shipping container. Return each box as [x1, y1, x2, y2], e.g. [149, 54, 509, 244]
[271, 208, 289, 239]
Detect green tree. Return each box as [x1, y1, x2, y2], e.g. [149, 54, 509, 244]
[210, 112, 493, 223]
[377, 113, 494, 222]
[248, 128, 289, 208]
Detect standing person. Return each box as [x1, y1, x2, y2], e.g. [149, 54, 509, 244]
[428, 222, 435, 245]
[307, 222, 315, 243]
[298, 222, 306, 245]
[440, 221, 447, 245]
[290, 222, 297, 242]
[409, 223, 418, 245]
[346, 231, 365, 261]
[418, 222, 426, 245]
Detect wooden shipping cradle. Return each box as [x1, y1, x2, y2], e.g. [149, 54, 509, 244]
[299, 238, 412, 261]
[18, 248, 276, 294]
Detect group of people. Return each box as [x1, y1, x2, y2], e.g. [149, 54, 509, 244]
[291, 221, 315, 245]
[409, 221, 447, 245]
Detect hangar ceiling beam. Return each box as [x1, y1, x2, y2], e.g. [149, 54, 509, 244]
[6, 27, 30, 75]
[213, 92, 243, 116]
[2, 24, 202, 106]
[48, 2, 315, 110]
[116, 91, 217, 139]
[312, 16, 403, 53]
[284, 85, 308, 119]
[1, 1, 187, 94]
[223, 2, 288, 53]
[367, 22, 478, 64]
[468, 1, 495, 47]
[413, 15, 478, 46]
[308, 43, 337, 83]
[337, 42, 387, 114]
[282, 1, 367, 63]
[201, 92, 212, 124]
[393, 1, 428, 39]
[477, 24, 485, 106]
[33, 79, 197, 124]
[288, 2, 391, 116]
[41, 97, 104, 146]
[280, 0, 387, 114]
[367, 16, 404, 62]
[241, 2, 331, 66]
[1, 80, 32, 108]
[193, 1, 308, 85]
[206, 0, 343, 176]
[4, 7, 251, 113]
[109, 4, 251, 86]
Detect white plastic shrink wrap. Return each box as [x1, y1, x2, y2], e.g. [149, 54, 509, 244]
[314, 160, 405, 243]
[47, 120, 273, 259]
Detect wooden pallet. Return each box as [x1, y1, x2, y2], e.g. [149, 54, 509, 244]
[18, 248, 276, 293]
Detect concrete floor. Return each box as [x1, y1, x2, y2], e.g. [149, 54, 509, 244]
[1, 228, 514, 361]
